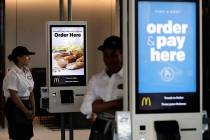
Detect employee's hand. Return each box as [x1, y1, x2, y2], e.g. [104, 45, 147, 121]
[108, 98, 123, 112]
[93, 99, 104, 104]
[87, 113, 97, 124]
[32, 110, 36, 120]
[32, 109, 36, 119]
[115, 98, 123, 109]
[25, 110, 34, 120]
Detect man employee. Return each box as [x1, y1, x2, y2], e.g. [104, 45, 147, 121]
[80, 36, 123, 140]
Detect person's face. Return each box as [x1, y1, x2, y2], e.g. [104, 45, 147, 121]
[102, 48, 122, 74]
[17, 55, 31, 66]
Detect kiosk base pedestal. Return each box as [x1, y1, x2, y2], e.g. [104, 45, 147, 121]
[61, 113, 74, 140]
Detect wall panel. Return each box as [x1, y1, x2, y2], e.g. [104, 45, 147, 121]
[5, 0, 119, 79]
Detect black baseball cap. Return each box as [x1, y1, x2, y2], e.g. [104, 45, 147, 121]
[98, 36, 122, 51]
[8, 46, 35, 61]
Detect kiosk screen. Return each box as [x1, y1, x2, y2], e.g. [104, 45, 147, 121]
[136, 0, 200, 113]
[50, 25, 86, 86]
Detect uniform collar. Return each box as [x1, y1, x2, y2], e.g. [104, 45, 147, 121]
[102, 67, 123, 78]
[12, 65, 29, 74]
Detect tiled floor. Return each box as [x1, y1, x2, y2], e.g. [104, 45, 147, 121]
[0, 118, 90, 140]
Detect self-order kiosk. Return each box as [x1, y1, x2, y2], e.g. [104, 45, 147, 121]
[129, 0, 202, 140]
[46, 21, 87, 113]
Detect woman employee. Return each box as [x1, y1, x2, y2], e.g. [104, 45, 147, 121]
[3, 46, 36, 140]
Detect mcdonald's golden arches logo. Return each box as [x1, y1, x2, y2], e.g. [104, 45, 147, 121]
[141, 97, 152, 106]
[54, 78, 60, 83]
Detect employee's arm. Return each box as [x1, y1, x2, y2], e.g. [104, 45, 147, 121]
[29, 92, 36, 116]
[9, 89, 32, 118]
[92, 98, 123, 113]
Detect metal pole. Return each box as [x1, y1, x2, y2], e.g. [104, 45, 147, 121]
[68, 0, 72, 21]
[69, 113, 73, 140]
[59, 0, 65, 21]
[60, 1, 65, 139]
[61, 113, 65, 140]
[68, 1, 73, 139]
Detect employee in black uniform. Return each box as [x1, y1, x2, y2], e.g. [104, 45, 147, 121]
[3, 46, 36, 140]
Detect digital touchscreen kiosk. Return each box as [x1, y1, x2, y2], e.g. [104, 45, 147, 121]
[136, 0, 200, 113]
[50, 25, 86, 86]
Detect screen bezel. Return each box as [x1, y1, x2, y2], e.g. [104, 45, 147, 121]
[49, 25, 86, 87]
[135, 0, 200, 114]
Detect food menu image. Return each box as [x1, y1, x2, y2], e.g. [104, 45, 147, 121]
[50, 26, 86, 86]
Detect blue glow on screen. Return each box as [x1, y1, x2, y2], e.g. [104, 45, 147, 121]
[138, 1, 196, 93]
